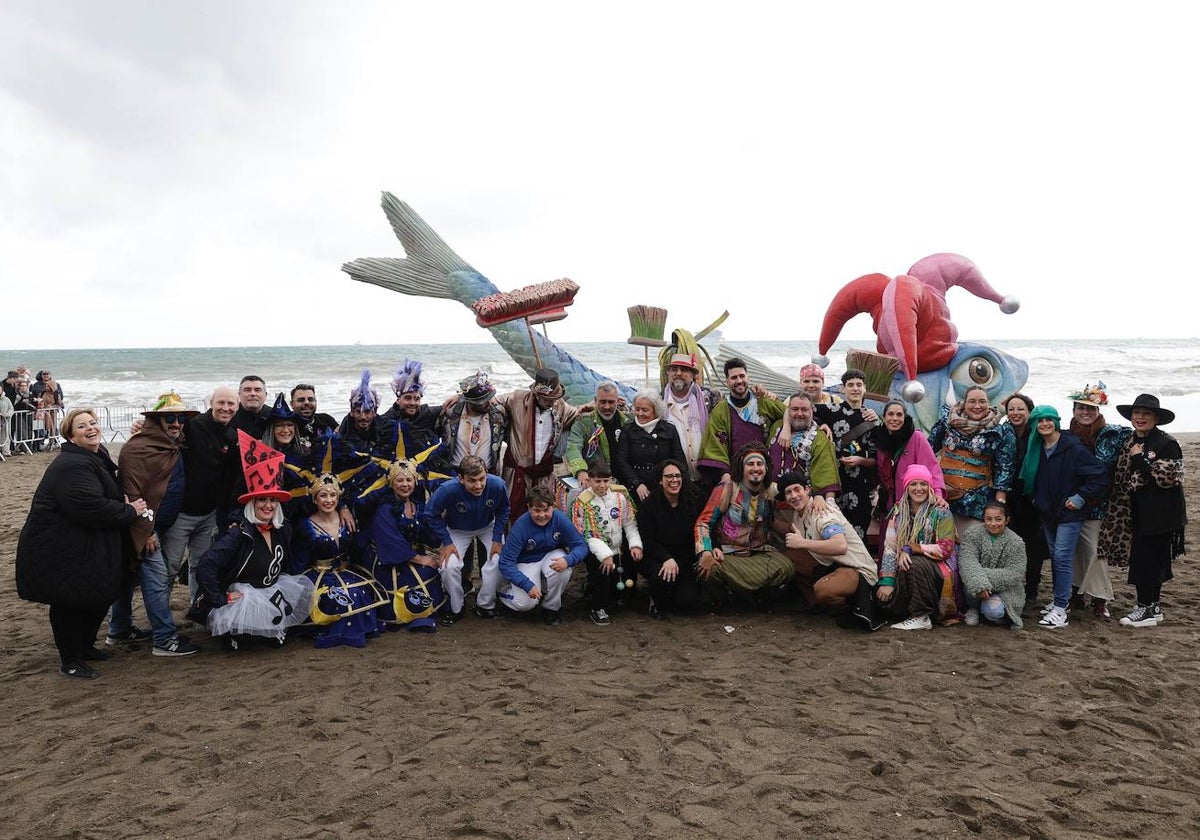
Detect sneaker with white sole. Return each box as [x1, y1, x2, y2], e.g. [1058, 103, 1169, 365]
[963, 608, 980, 626]
[589, 609, 611, 626]
[891, 615, 932, 631]
[105, 625, 152, 646]
[1039, 602, 1072, 617]
[152, 635, 200, 657]
[1038, 606, 1070, 628]
[1119, 603, 1164, 628]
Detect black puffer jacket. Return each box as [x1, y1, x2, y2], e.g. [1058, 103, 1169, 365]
[16, 442, 137, 608]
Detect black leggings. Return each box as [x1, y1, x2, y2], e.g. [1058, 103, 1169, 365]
[49, 604, 108, 664]
[1129, 531, 1174, 605]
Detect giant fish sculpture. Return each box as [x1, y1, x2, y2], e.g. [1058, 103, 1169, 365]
[344, 194, 1027, 430]
[812, 254, 1028, 430]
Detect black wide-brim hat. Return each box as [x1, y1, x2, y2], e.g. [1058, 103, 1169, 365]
[1116, 393, 1175, 425]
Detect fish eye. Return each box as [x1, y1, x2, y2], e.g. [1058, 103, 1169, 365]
[948, 352, 1003, 401]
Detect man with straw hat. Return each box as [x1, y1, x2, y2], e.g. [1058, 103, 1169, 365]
[106, 392, 201, 657]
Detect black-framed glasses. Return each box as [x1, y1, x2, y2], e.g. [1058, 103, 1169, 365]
[662, 473, 683, 481]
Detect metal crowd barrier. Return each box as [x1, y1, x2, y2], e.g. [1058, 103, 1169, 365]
[7, 407, 65, 454]
[103, 404, 147, 442]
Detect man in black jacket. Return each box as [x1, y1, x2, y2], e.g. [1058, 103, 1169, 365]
[290, 383, 338, 451]
[232, 375, 270, 438]
[163, 386, 240, 601]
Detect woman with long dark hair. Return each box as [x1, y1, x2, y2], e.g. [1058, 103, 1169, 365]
[1002, 392, 1050, 609]
[636, 459, 703, 618]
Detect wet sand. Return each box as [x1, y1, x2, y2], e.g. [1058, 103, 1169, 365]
[2, 438, 1198, 839]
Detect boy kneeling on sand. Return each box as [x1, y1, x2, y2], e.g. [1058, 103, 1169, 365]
[497, 488, 588, 626]
[570, 461, 643, 626]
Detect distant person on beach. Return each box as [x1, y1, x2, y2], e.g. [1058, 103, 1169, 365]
[1002, 393, 1051, 610]
[30, 369, 63, 405]
[928, 385, 1016, 535]
[1022, 405, 1109, 630]
[876, 464, 960, 631]
[426, 455, 508, 621]
[565, 380, 627, 490]
[440, 371, 507, 474]
[636, 459, 704, 618]
[16, 408, 148, 679]
[1099, 394, 1187, 628]
[497, 368, 585, 523]
[10, 378, 36, 446]
[108, 393, 201, 657]
[957, 502, 1027, 630]
[694, 443, 795, 611]
[1062, 383, 1130, 620]
[168, 385, 239, 600]
[289, 383, 338, 446]
[765, 393, 839, 498]
[772, 471, 882, 630]
[233, 375, 270, 438]
[496, 488, 588, 627]
[660, 352, 713, 482]
[0, 389, 12, 456]
[614, 391, 685, 502]
[570, 460, 642, 626]
[3, 369, 20, 402]
[698, 358, 785, 488]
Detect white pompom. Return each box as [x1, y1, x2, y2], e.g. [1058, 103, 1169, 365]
[901, 380, 925, 402]
[1000, 295, 1020, 314]
[812, 354, 829, 368]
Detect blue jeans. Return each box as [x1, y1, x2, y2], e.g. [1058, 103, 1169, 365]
[965, 592, 1007, 622]
[1042, 519, 1084, 609]
[108, 545, 178, 645]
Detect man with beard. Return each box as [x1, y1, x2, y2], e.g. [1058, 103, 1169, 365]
[498, 368, 585, 522]
[694, 443, 795, 609]
[337, 370, 393, 451]
[381, 359, 446, 462]
[565, 381, 627, 490]
[766, 393, 840, 502]
[107, 393, 201, 655]
[290, 383, 338, 449]
[233, 375, 271, 438]
[697, 358, 785, 488]
[661, 352, 714, 483]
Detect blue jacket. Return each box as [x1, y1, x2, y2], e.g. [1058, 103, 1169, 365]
[425, 476, 510, 547]
[498, 509, 588, 593]
[1031, 432, 1109, 524]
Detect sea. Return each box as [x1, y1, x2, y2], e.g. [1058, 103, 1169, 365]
[5, 338, 1200, 432]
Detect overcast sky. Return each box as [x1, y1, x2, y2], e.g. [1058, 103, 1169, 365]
[2, 1, 1196, 350]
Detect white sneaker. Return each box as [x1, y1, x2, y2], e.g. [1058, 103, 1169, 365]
[890, 615, 932, 631]
[963, 608, 980, 626]
[1038, 606, 1070, 629]
[1119, 603, 1164, 628]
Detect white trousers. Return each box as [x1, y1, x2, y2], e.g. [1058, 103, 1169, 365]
[441, 524, 499, 614]
[493, 549, 572, 612]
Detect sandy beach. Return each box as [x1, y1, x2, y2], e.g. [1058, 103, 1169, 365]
[2, 439, 1198, 839]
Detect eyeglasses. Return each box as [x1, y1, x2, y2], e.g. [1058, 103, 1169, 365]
[160, 414, 186, 424]
[662, 473, 683, 481]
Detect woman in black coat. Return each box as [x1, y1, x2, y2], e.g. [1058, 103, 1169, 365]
[634, 459, 704, 618]
[614, 391, 686, 502]
[16, 409, 148, 679]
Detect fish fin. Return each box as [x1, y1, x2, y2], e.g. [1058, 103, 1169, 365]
[341, 192, 476, 300]
[717, 345, 797, 398]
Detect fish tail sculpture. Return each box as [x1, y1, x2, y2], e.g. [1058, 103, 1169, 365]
[342, 192, 636, 405]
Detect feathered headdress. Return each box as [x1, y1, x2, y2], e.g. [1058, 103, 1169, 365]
[391, 359, 426, 397]
[350, 369, 378, 410]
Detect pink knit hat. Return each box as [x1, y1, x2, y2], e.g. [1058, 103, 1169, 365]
[901, 464, 934, 490]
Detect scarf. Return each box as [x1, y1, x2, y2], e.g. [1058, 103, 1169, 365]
[727, 393, 761, 427]
[1019, 405, 1060, 493]
[1069, 415, 1106, 452]
[788, 424, 820, 469]
[635, 417, 659, 433]
[664, 383, 710, 431]
[947, 402, 1002, 437]
[873, 415, 915, 454]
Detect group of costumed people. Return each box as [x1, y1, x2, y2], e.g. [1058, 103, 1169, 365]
[12, 342, 1189, 678]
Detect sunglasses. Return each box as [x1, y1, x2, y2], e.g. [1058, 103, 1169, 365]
[160, 413, 187, 424]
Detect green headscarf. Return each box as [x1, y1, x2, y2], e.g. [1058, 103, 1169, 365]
[1019, 405, 1061, 491]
